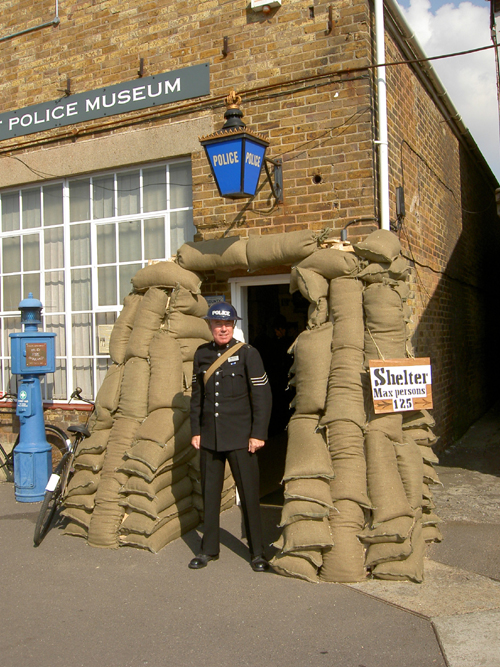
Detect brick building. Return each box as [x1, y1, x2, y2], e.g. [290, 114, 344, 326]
[0, 0, 498, 458]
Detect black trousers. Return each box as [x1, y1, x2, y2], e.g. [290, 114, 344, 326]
[200, 447, 264, 559]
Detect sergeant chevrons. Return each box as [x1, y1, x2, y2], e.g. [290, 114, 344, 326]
[190, 338, 272, 452]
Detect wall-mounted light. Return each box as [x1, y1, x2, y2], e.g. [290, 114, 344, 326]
[199, 91, 283, 203]
[250, 0, 282, 12]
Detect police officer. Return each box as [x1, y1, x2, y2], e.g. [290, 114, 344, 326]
[189, 302, 272, 572]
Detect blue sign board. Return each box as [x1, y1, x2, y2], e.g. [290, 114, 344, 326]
[203, 132, 268, 199]
[0, 63, 210, 142]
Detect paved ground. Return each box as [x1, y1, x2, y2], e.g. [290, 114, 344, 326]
[1, 402, 500, 667]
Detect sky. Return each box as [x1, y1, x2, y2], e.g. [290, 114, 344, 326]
[395, 0, 500, 181]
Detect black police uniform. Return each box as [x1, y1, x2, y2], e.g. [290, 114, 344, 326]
[190, 337, 272, 558]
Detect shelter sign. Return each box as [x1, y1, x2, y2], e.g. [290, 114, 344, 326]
[369, 358, 432, 414]
[0, 64, 209, 142]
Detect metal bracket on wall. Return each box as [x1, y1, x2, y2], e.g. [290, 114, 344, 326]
[222, 36, 229, 58]
[326, 6, 334, 34]
[264, 157, 283, 204]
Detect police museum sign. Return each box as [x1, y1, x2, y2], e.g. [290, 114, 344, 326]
[369, 358, 433, 414]
[0, 63, 209, 142]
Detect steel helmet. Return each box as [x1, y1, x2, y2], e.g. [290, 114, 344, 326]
[204, 302, 241, 321]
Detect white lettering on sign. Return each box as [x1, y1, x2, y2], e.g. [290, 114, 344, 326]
[245, 152, 261, 168]
[212, 152, 239, 167]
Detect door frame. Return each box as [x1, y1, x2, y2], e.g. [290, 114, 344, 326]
[228, 274, 291, 343]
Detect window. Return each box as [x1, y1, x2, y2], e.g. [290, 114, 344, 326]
[0, 160, 194, 401]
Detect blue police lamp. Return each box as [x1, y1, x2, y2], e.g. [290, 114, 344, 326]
[10, 294, 56, 502]
[200, 91, 283, 202]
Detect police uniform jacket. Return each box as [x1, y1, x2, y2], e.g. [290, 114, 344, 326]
[190, 338, 272, 451]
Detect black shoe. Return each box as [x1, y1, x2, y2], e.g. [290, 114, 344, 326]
[188, 553, 219, 569]
[251, 555, 270, 572]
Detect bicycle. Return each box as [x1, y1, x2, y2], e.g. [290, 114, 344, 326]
[33, 387, 94, 547]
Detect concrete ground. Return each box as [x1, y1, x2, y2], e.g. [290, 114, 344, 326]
[1, 403, 500, 667]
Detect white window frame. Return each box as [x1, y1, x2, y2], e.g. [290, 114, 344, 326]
[0, 159, 193, 402]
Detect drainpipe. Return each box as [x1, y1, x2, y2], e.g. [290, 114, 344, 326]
[375, 0, 391, 230]
[0, 0, 60, 43]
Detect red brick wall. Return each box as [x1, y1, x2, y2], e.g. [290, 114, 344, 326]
[1, 0, 498, 448]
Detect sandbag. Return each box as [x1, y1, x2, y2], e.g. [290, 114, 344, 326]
[100, 417, 142, 476]
[270, 553, 319, 583]
[109, 293, 143, 364]
[395, 437, 424, 509]
[322, 346, 366, 428]
[124, 288, 168, 360]
[365, 412, 404, 443]
[365, 430, 414, 526]
[120, 464, 189, 500]
[148, 331, 185, 412]
[116, 357, 150, 421]
[125, 425, 192, 473]
[118, 445, 196, 481]
[75, 429, 110, 456]
[88, 507, 125, 549]
[289, 324, 332, 416]
[296, 247, 359, 279]
[363, 282, 406, 363]
[177, 237, 248, 271]
[329, 276, 364, 350]
[353, 229, 401, 263]
[283, 415, 333, 481]
[247, 230, 320, 271]
[289, 266, 329, 304]
[74, 450, 106, 473]
[167, 284, 209, 318]
[165, 311, 212, 341]
[120, 496, 194, 535]
[120, 476, 193, 519]
[95, 363, 124, 413]
[320, 499, 366, 582]
[132, 261, 202, 293]
[279, 499, 329, 527]
[371, 516, 425, 582]
[64, 493, 95, 511]
[365, 534, 413, 568]
[118, 508, 199, 552]
[326, 421, 370, 507]
[277, 516, 333, 552]
[307, 298, 329, 328]
[133, 408, 190, 447]
[177, 337, 209, 362]
[356, 255, 410, 284]
[283, 477, 334, 508]
[66, 470, 100, 497]
[358, 515, 416, 544]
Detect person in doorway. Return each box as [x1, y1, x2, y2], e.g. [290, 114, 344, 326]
[189, 302, 273, 572]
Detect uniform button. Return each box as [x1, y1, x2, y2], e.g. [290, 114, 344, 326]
[215, 413, 219, 417]
[232, 373, 235, 376]
[215, 392, 219, 396]
[216, 371, 220, 376]
[215, 402, 219, 407]
[215, 382, 219, 386]
[217, 352, 221, 357]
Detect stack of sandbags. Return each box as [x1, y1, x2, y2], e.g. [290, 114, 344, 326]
[63, 260, 223, 552]
[117, 409, 198, 552]
[61, 363, 124, 539]
[320, 273, 368, 582]
[402, 410, 442, 544]
[271, 415, 335, 583]
[355, 231, 426, 582]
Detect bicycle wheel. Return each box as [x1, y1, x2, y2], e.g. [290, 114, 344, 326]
[33, 452, 71, 547]
[45, 425, 71, 471]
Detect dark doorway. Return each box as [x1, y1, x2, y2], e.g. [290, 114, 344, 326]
[246, 284, 309, 503]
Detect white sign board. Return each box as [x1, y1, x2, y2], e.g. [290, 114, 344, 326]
[369, 358, 433, 414]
